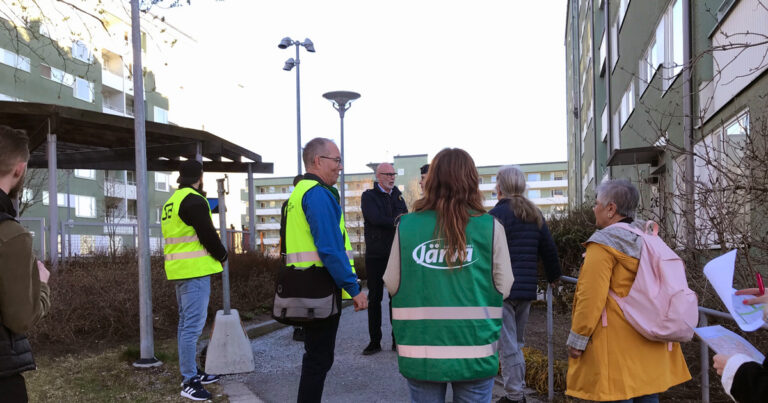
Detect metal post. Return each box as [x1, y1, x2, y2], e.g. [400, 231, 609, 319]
[295, 43, 302, 176]
[130, 0, 160, 368]
[339, 114, 346, 214]
[47, 133, 58, 269]
[547, 286, 554, 401]
[66, 170, 71, 259]
[682, 0, 696, 248]
[217, 178, 231, 315]
[700, 312, 710, 403]
[247, 164, 256, 251]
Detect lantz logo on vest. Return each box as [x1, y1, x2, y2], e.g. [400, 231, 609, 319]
[411, 239, 478, 269]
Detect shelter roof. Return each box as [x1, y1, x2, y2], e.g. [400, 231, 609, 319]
[1, 101, 273, 173]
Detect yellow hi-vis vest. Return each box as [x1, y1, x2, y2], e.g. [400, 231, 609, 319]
[284, 179, 356, 299]
[161, 187, 223, 280]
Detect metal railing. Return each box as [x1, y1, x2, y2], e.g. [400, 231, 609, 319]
[545, 275, 768, 402]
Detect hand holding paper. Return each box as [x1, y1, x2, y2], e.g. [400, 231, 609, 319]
[702, 250, 766, 332]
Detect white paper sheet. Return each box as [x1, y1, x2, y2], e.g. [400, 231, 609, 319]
[703, 250, 766, 332]
[695, 325, 764, 362]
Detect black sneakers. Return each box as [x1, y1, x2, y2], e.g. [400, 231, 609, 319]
[181, 377, 211, 401]
[293, 327, 306, 342]
[197, 368, 220, 385]
[362, 342, 382, 355]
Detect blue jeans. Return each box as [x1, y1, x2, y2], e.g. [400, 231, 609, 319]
[175, 276, 211, 383]
[406, 377, 494, 403]
[499, 299, 531, 400]
[605, 394, 659, 403]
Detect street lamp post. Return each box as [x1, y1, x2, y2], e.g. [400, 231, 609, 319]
[279, 37, 315, 175]
[322, 91, 361, 214]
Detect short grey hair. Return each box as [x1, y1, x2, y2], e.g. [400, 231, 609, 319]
[496, 165, 526, 196]
[596, 179, 639, 219]
[302, 137, 334, 168]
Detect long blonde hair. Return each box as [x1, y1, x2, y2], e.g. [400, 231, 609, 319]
[413, 148, 485, 267]
[496, 165, 543, 228]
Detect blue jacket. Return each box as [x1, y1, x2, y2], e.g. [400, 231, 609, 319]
[489, 198, 561, 300]
[301, 174, 361, 298]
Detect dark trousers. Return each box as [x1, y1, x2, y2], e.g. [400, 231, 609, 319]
[366, 256, 393, 344]
[297, 299, 341, 403]
[0, 373, 28, 403]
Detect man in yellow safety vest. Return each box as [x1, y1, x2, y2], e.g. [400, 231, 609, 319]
[284, 138, 368, 403]
[161, 160, 227, 401]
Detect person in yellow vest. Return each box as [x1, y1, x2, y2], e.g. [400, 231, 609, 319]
[285, 137, 368, 403]
[161, 160, 227, 401]
[383, 148, 514, 402]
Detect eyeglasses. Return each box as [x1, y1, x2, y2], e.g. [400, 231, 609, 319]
[379, 173, 397, 177]
[319, 156, 343, 166]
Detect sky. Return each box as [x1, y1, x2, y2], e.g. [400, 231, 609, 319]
[152, 0, 569, 179]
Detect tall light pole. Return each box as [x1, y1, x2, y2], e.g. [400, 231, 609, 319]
[279, 37, 315, 175]
[322, 91, 361, 214]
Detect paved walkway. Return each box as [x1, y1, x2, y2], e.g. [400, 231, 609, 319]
[228, 291, 542, 403]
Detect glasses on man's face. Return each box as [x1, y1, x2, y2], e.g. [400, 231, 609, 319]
[379, 173, 397, 177]
[320, 156, 343, 166]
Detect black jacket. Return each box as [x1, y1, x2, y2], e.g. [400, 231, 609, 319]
[361, 183, 408, 259]
[489, 198, 561, 300]
[0, 191, 36, 377]
[731, 355, 768, 403]
[177, 185, 228, 262]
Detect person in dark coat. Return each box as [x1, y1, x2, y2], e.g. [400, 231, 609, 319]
[360, 162, 408, 354]
[489, 165, 561, 403]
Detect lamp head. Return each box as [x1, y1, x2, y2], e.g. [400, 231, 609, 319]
[283, 58, 296, 71]
[278, 37, 293, 49]
[322, 91, 361, 108]
[302, 38, 315, 52]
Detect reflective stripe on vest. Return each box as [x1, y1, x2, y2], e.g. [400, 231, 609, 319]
[392, 306, 502, 321]
[285, 250, 355, 265]
[392, 210, 501, 382]
[164, 235, 200, 245]
[284, 179, 356, 299]
[397, 342, 499, 359]
[161, 187, 223, 280]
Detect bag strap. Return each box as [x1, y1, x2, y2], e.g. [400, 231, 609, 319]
[610, 221, 659, 237]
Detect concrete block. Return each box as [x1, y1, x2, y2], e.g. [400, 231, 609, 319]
[205, 309, 255, 374]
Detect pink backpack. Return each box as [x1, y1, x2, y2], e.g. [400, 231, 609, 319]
[607, 221, 699, 342]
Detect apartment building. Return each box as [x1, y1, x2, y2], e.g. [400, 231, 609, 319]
[0, 1, 188, 254]
[242, 156, 567, 254]
[565, 0, 767, 246]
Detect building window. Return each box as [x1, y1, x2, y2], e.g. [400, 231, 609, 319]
[554, 189, 565, 196]
[662, 0, 683, 91]
[620, 81, 635, 128]
[154, 172, 170, 192]
[528, 173, 541, 181]
[156, 207, 161, 223]
[75, 195, 96, 218]
[554, 172, 565, 181]
[40, 64, 74, 87]
[528, 190, 541, 199]
[260, 202, 266, 208]
[281, 187, 287, 193]
[610, 18, 619, 72]
[491, 175, 497, 183]
[618, 0, 630, 29]
[0, 47, 31, 72]
[72, 40, 91, 63]
[269, 186, 275, 193]
[74, 77, 94, 102]
[397, 168, 404, 176]
[153, 106, 169, 124]
[74, 169, 95, 179]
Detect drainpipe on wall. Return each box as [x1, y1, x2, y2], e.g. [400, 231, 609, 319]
[604, 0, 613, 181]
[591, 2, 600, 186]
[682, 0, 695, 248]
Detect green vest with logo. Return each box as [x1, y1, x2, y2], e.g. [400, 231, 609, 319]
[284, 179, 356, 299]
[392, 210, 502, 382]
[161, 187, 223, 280]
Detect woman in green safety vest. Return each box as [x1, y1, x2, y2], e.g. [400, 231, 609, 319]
[384, 148, 514, 403]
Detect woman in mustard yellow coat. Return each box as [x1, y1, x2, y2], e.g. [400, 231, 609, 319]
[566, 179, 691, 402]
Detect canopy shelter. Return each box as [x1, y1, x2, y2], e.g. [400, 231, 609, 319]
[0, 100, 271, 261]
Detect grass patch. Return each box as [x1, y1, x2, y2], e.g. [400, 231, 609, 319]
[26, 338, 228, 402]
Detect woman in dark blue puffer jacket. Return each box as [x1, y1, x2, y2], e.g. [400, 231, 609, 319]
[489, 165, 562, 403]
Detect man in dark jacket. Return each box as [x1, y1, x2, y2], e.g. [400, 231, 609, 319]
[360, 163, 408, 355]
[0, 126, 51, 402]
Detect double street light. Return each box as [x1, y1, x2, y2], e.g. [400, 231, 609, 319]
[278, 36, 315, 175]
[322, 91, 361, 215]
